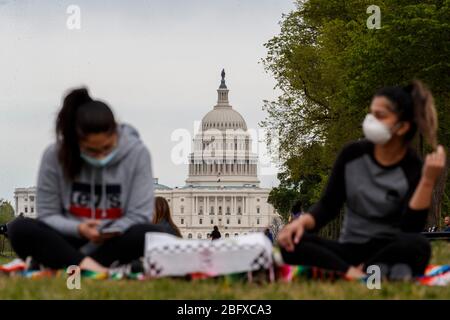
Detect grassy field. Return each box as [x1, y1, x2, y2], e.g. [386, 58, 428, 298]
[0, 242, 449, 300]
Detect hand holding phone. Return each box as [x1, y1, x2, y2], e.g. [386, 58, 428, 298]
[97, 221, 122, 239]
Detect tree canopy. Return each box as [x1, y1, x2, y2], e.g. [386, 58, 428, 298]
[0, 199, 14, 225]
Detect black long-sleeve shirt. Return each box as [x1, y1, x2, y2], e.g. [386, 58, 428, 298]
[309, 139, 428, 243]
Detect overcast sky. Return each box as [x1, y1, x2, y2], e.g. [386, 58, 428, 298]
[0, 0, 295, 203]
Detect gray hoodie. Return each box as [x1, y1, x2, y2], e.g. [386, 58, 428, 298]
[36, 123, 154, 238]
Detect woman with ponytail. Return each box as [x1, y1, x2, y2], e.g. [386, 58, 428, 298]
[8, 88, 172, 274]
[278, 80, 447, 280]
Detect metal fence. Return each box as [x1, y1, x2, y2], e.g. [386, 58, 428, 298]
[318, 211, 344, 240]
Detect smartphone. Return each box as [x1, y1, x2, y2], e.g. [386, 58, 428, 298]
[100, 226, 122, 235]
[98, 221, 121, 235]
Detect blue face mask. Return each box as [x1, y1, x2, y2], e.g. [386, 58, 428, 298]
[81, 148, 118, 168]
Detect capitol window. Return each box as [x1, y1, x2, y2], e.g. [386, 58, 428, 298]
[237, 207, 242, 215]
[210, 219, 213, 225]
[257, 218, 260, 225]
[181, 218, 184, 224]
[197, 234, 202, 239]
[238, 219, 241, 225]
[226, 207, 230, 215]
[256, 207, 260, 214]
[199, 218, 203, 225]
[181, 206, 184, 214]
[188, 234, 193, 239]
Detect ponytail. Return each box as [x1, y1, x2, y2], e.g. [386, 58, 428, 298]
[56, 87, 117, 179]
[405, 80, 438, 149]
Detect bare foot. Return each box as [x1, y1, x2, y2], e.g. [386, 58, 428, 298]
[79, 257, 108, 273]
[345, 266, 367, 280]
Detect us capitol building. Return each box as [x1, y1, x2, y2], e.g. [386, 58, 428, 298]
[154, 70, 279, 239]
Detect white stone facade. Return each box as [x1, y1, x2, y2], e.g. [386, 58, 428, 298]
[14, 187, 37, 218]
[155, 184, 277, 239]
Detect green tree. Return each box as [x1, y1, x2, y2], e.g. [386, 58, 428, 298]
[267, 187, 300, 223]
[0, 199, 15, 225]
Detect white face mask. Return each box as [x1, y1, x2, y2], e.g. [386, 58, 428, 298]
[362, 114, 401, 145]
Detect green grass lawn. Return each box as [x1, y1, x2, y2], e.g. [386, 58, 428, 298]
[1, 242, 449, 300]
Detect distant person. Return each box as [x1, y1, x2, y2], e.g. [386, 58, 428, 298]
[278, 80, 446, 280]
[264, 228, 274, 243]
[0, 224, 7, 236]
[444, 216, 450, 232]
[8, 87, 169, 273]
[153, 197, 182, 237]
[210, 226, 221, 240]
[290, 200, 303, 221]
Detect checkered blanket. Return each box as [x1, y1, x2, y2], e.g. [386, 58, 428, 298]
[144, 233, 273, 277]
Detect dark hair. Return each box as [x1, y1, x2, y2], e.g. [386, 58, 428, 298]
[153, 197, 182, 237]
[213, 226, 219, 231]
[374, 80, 438, 148]
[56, 88, 117, 179]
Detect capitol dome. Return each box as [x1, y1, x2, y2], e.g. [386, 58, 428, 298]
[201, 108, 247, 131]
[201, 69, 247, 131]
[186, 69, 260, 188]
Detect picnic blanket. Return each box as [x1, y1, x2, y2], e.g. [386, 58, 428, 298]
[1, 232, 449, 285]
[2, 257, 450, 286]
[417, 265, 450, 286]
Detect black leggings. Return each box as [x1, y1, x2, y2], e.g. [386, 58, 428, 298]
[8, 217, 168, 269]
[280, 232, 431, 276]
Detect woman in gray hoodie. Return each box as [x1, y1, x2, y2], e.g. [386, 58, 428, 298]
[8, 88, 167, 273]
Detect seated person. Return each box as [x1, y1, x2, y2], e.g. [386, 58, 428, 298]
[152, 197, 182, 237]
[444, 216, 450, 232]
[8, 88, 168, 273]
[278, 80, 446, 280]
